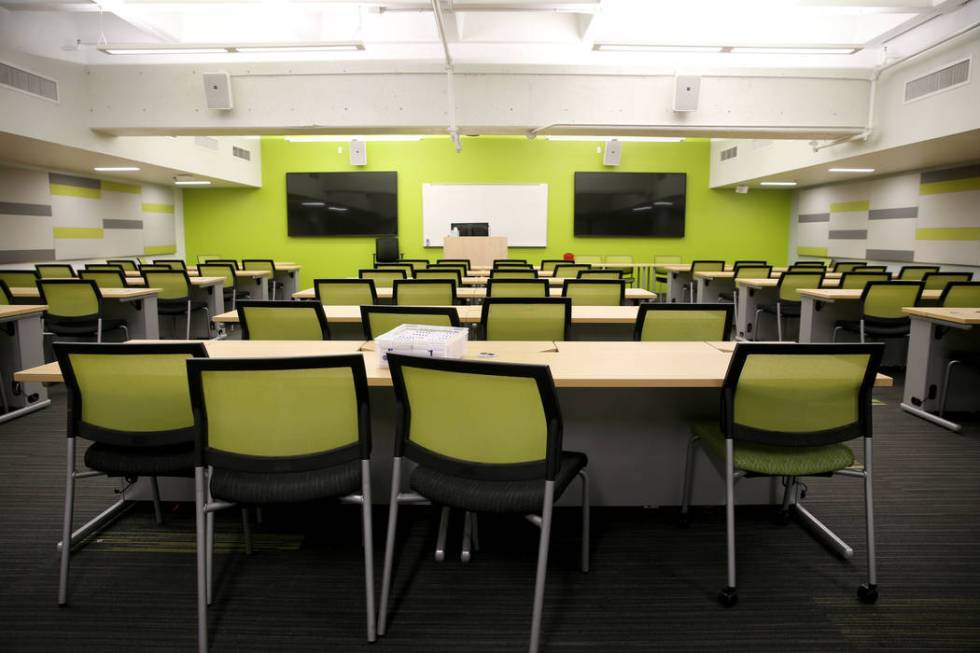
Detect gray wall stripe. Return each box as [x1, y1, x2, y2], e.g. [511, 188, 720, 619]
[102, 219, 143, 230]
[48, 172, 100, 189]
[798, 213, 830, 223]
[865, 249, 915, 262]
[868, 207, 918, 220]
[920, 164, 980, 185]
[0, 249, 57, 264]
[0, 201, 52, 217]
[828, 229, 868, 240]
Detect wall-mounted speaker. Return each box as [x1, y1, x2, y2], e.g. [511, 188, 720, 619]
[202, 72, 233, 110]
[603, 139, 622, 166]
[673, 75, 700, 112]
[349, 139, 367, 166]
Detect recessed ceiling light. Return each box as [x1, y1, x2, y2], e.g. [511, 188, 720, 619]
[94, 167, 140, 172]
[594, 43, 723, 53]
[101, 47, 229, 55]
[175, 180, 212, 186]
[760, 181, 797, 187]
[730, 47, 859, 55]
[828, 167, 876, 173]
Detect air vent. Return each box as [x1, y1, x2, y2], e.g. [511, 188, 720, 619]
[0, 60, 59, 102]
[232, 146, 251, 161]
[194, 136, 220, 150]
[720, 146, 738, 161]
[905, 58, 970, 102]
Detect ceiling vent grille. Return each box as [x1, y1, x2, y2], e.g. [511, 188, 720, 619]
[0, 61, 59, 102]
[720, 146, 738, 161]
[905, 58, 970, 102]
[232, 146, 251, 161]
[194, 136, 220, 150]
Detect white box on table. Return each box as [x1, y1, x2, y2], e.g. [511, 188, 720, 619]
[375, 323, 469, 368]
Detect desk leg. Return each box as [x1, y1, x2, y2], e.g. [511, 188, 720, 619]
[0, 314, 50, 423]
[242, 277, 269, 301]
[667, 272, 690, 303]
[698, 278, 731, 304]
[277, 270, 299, 299]
[739, 286, 775, 340]
[901, 318, 979, 431]
[102, 297, 159, 339]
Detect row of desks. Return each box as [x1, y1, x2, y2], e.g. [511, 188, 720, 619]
[313, 286, 656, 302]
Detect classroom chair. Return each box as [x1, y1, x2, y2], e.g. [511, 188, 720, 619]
[376, 263, 415, 278]
[493, 258, 529, 266]
[79, 269, 128, 289]
[142, 270, 212, 340]
[360, 305, 461, 340]
[107, 259, 140, 272]
[481, 297, 571, 341]
[375, 236, 400, 263]
[242, 259, 283, 300]
[577, 269, 624, 280]
[85, 264, 125, 272]
[0, 269, 40, 288]
[199, 263, 248, 311]
[437, 258, 471, 272]
[398, 259, 429, 271]
[237, 300, 330, 340]
[653, 255, 681, 298]
[719, 265, 772, 309]
[733, 260, 767, 268]
[378, 354, 589, 653]
[54, 342, 208, 606]
[196, 255, 222, 264]
[833, 261, 865, 273]
[493, 263, 535, 272]
[552, 263, 591, 279]
[922, 272, 972, 291]
[393, 279, 457, 306]
[604, 255, 636, 285]
[206, 259, 240, 270]
[139, 264, 174, 272]
[36, 264, 76, 278]
[359, 268, 407, 289]
[491, 269, 539, 279]
[540, 259, 570, 273]
[153, 259, 187, 271]
[687, 260, 726, 301]
[839, 271, 892, 290]
[756, 270, 825, 341]
[851, 265, 887, 273]
[634, 304, 733, 341]
[37, 279, 128, 344]
[431, 262, 469, 279]
[940, 281, 980, 308]
[414, 269, 464, 284]
[0, 280, 10, 305]
[486, 279, 549, 298]
[315, 279, 378, 306]
[898, 265, 940, 281]
[562, 279, 626, 306]
[681, 342, 884, 607]
[833, 281, 924, 344]
[790, 261, 826, 268]
[188, 355, 376, 649]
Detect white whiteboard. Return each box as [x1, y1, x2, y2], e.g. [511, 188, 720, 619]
[422, 183, 548, 247]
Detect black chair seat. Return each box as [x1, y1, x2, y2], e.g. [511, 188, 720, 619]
[158, 300, 209, 315]
[718, 292, 734, 302]
[409, 451, 588, 514]
[47, 318, 127, 336]
[210, 460, 361, 504]
[84, 442, 195, 477]
[951, 351, 980, 368]
[836, 318, 910, 336]
[223, 289, 250, 299]
[758, 303, 800, 317]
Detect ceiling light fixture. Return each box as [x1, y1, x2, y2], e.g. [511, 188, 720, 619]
[234, 43, 364, 53]
[544, 136, 684, 143]
[730, 47, 859, 55]
[594, 43, 723, 53]
[101, 47, 229, 55]
[593, 44, 859, 55]
[174, 179, 212, 186]
[760, 181, 797, 187]
[828, 167, 876, 173]
[94, 166, 140, 172]
[99, 42, 365, 55]
[284, 135, 425, 142]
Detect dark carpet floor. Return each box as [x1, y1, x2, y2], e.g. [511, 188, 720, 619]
[1, 378, 978, 652]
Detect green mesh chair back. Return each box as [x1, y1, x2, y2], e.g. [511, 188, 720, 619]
[0, 280, 11, 305]
[198, 263, 237, 290]
[561, 279, 625, 306]
[237, 300, 330, 340]
[79, 270, 128, 289]
[429, 263, 468, 278]
[493, 264, 535, 272]
[360, 305, 460, 340]
[376, 263, 415, 278]
[576, 255, 604, 265]
[414, 269, 463, 284]
[486, 279, 549, 298]
[436, 259, 470, 273]
[188, 355, 370, 471]
[393, 279, 457, 306]
[776, 271, 825, 302]
[553, 264, 591, 278]
[55, 342, 208, 446]
[36, 264, 76, 279]
[481, 298, 570, 341]
[634, 304, 733, 341]
[940, 282, 980, 308]
[141, 270, 192, 301]
[139, 264, 173, 272]
[85, 264, 125, 272]
[852, 265, 887, 273]
[315, 279, 378, 306]
[839, 271, 892, 290]
[153, 259, 187, 271]
[734, 260, 767, 268]
[603, 256, 635, 279]
[898, 265, 940, 281]
[540, 259, 570, 273]
[359, 268, 407, 289]
[922, 272, 972, 291]
[37, 279, 101, 319]
[577, 269, 624, 279]
[388, 354, 563, 480]
[861, 281, 923, 320]
[733, 265, 773, 279]
[494, 259, 529, 267]
[691, 260, 726, 274]
[788, 263, 827, 272]
[833, 261, 864, 272]
[790, 261, 826, 268]
[398, 259, 429, 271]
[107, 259, 139, 272]
[242, 259, 276, 274]
[722, 343, 882, 445]
[491, 270, 539, 279]
[0, 270, 39, 288]
[207, 259, 240, 270]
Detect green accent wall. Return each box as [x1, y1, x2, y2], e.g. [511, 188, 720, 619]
[183, 137, 791, 286]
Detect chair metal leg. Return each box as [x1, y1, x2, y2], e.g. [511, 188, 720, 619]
[720, 439, 738, 607]
[194, 467, 209, 653]
[938, 360, 960, 418]
[150, 476, 164, 525]
[832, 326, 842, 343]
[206, 480, 215, 605]
[378, 457, 403, 637]
[680, 436, 700, 519]
[776, 303, 784, 342]
[185, 301, 192, 340]
[794, 501, 853, 559]
[461, 512, 473, 563]
[241, 508, 253, 556]
[754, 308, 764, 341]
[860, 318, 866, 344]
[435, 506, 449, 562]
[529, 480, 555, 653]
[579, 470, 590, 573]
[859, 437, 879, 603]
[96, 317, 103, 344]
[360, 459, 377, 642]
[58, 437, 76, 606]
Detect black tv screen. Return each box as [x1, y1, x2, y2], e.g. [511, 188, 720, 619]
[574, 172, 686, 237]
[286, 171, 397, 236]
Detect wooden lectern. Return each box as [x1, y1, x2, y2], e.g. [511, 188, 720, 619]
[442, 236, 508, 268]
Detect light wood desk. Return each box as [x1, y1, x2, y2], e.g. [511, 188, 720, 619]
[0, 304, 50, 423]
[11, 287, 162, 339]
[900, 307, 980, 432]
[295, 286, 656, 303]
[128, 276, 225, 335]
[797, 288, 941, 344]
[732, 278, 836, 341]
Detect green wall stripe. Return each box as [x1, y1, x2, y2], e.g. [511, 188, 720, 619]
[54, 227, 104, 239]
[102, 181, 141, 194]
[50, 184, 101, 199]
[919, 177, 980, 195]
[144, 244, 177, 255]
[829, 200, 870, 212]
[915, 228, 980, 241]
[142, 203, 175, 214]
[796, 246, 829, 257]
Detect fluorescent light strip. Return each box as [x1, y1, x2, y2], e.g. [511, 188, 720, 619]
[100, 43, 365, 55]
[595, 44, 722, 53]
[594, 44, 858, 55]
[94, 166, 140, 172]
[103, 48, 228, 55]
[175, 180, 212, 186]
[545, 136, 683, 143]
[731, 47, 858, 55]
[760, 181, 797, 187]
[828, 167, 876, 173]
[234, 45, 362, 53]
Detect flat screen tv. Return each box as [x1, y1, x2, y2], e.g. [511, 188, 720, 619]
[286, 171, 397, 236]
[574, 172, 686, 237]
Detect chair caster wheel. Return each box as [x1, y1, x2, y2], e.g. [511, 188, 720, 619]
[718, 586, 738, 607]
[858, 583, 878, 604]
